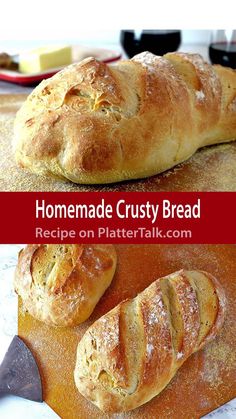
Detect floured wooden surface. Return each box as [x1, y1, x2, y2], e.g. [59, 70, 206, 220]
[18, 245, 236, 418]
[1, 94, 236, 191]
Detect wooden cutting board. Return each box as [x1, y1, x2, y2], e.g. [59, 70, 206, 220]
[1, 94, 236, 191]
[18, 244, 236, 418]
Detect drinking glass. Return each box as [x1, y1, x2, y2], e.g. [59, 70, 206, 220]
[120, 30, 181, 58]
[209, 30, 236, 68]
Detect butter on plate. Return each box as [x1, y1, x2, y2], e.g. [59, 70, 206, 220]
[19, 45, 72, 74]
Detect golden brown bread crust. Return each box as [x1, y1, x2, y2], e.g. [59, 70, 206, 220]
[14, 244, 117, 327]
[74, 269, 226, 413]
[13, 52, 236, 184]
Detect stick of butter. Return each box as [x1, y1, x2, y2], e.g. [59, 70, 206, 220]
[19, 45, 72, 74]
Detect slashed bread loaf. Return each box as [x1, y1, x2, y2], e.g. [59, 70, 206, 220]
[74, 269, 226, 413]
[13, 52, 236, 184]
[14, 244, 117, 327]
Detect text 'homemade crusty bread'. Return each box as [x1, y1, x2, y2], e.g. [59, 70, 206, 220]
[74, 269, 226, 413]
[13, 52, 236, 184]
[14, 244, 117, 327]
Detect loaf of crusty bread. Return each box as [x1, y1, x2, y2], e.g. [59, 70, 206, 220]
[74, 269, 226, 413]
[14, 244, 117, 327]
[13, 52, 236, 184]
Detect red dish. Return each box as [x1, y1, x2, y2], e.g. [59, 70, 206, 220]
[0, 46, 122, 86]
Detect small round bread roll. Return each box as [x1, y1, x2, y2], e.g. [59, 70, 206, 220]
[14, 244, 117, 327]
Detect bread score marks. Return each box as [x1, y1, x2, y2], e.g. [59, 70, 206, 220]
[29, 244, 83, 293]
[131, 52, 194, 164]
[137, 281, 173, 391]
[74, 269, 226, 413]
[27, 57, 123, 113]
[165, 52, 222, 133]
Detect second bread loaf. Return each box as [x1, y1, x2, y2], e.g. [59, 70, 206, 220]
[14, 244, 117, 327]
[74, 269, 226, 413]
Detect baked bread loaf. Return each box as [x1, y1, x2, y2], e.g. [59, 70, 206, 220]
[74, 269, 226, 413]
[13, 52, 236, 184]
[14, 244, 117, 327]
